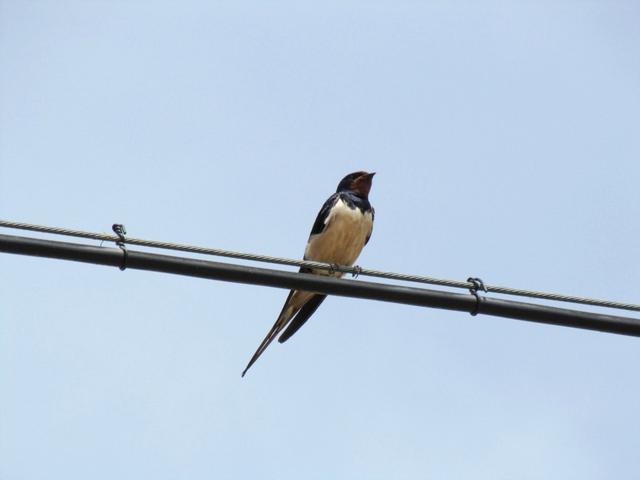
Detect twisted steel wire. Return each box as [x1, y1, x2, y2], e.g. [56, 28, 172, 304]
[2, 219, 639, 313]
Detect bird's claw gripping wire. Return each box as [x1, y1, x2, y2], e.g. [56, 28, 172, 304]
[467, 277, 487, 316]
[327, 263, 341, 275]
[351, 265, 363, 278]
[112, 224, 128, 271]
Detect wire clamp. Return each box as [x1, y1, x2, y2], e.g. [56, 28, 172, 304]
[351, 265, 362, 279]
[112, 223, 128, 271]
[467, 277, 487, 316]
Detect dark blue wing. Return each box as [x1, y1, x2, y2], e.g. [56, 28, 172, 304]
[277, 294, 327, 343]
[365, 206, 375, 245]
[309, 193, 340, 236]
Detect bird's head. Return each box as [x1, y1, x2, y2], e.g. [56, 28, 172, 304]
[336, 171, 376, 197]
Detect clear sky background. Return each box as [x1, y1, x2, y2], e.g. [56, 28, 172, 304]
[1, 1, 639, 479]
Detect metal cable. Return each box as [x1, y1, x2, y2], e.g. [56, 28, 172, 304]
[2, 219, 639, 313]
[3, 233, 640, 339]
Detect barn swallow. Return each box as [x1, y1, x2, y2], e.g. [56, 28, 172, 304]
[241, 171, 376, 377]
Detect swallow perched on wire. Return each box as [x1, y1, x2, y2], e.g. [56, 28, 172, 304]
[241, 171, 376, 377]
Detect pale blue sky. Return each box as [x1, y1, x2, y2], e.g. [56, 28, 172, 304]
[1, 1, 640, 479]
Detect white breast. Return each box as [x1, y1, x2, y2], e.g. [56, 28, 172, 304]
[304, 199, 373, 272]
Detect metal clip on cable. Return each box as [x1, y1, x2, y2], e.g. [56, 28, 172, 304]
[112, 224, 128, 271]
[467, 277, 487, 316]
[351, 265, 363, 279]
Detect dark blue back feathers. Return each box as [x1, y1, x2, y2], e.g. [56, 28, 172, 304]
[309, 192, 373, 237]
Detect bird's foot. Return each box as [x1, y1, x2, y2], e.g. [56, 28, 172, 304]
[351, 265, 363, 278]
[328, 263, 340, 275]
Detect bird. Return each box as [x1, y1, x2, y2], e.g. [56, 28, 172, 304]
[241, 171, 376, 377]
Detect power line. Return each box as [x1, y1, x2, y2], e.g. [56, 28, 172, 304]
[1, 219, 639, 313]
[1, 232, 640, 338]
